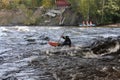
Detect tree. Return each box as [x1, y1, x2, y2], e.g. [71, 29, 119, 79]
[1, 0, 9, 8]
[104, 0, 120, 23]
[42, 0, 53, 8]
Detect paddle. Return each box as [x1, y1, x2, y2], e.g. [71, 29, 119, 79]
[58, 30, 66, 43]
[48, 29, 66, 47]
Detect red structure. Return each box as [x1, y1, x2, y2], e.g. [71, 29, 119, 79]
[55, 0, 70, 7]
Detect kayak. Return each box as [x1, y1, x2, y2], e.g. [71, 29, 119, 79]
[48, 41, 59, 47]
[48, 41, 75, 47]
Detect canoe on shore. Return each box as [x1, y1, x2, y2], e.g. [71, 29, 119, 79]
[79, 24, 96, 27]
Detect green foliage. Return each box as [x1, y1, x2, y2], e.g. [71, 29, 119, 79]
[0, 0, 119, 25]
[98, 0, 120, 24]
[42, 0, 54, 8]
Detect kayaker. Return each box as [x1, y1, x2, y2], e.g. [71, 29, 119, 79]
[60, 36, 71, 47]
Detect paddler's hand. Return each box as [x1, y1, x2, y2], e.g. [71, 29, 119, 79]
[61, 35, 64, 38]
[58, 43, 61, 46]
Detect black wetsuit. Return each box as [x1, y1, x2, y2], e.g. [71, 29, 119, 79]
[62, 36, 71, 47]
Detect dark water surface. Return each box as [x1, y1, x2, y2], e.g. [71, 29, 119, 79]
[0, 26, 120, 80]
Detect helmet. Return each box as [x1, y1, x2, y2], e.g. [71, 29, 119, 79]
[66, 36, 69, 38]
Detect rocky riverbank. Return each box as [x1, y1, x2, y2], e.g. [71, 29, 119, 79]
[0, 7, 80, 26]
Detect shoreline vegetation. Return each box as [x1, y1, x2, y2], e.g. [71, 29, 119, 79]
[0, 0, 120, 26]
[0, 23, 119, 27]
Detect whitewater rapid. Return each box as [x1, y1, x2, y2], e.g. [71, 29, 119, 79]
[0, 26, 120, 80]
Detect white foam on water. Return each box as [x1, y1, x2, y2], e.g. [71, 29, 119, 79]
[0, 27, 8, 32]
[84, 52, 99, 58]
[0, 27, 8, 37]
[18, 56, 38, 62]
[47, 27, 61, 29]
[16, 72, 35, 77]
[108, 42, 120, 53]
[15, 26, 30, 32]
[99, 34, 119, 38]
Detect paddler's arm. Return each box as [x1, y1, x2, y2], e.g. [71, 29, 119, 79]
[61, 36, 65, 39]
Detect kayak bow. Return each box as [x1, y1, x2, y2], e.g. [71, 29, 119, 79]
[48, 41, 59, 47]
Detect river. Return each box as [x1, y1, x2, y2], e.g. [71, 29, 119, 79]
[0, 26, 120, 80]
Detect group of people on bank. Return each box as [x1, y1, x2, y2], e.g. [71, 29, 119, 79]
[79, 21, 96, 27]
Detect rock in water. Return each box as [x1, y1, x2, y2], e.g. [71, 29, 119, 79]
[91, 37, 120, 55]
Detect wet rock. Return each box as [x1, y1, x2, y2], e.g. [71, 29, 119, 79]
[24, 35, 37, 43]
[91, 37, 120, 55]
[39, 34, 50, 41]
[29, 59, 40, 67]
[26, 38, 37, 45]
[0, 57, 4, 63]
[26, 38, 36, 42]
[42, 37, 50, 41]
[39, 42, 47, 45]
